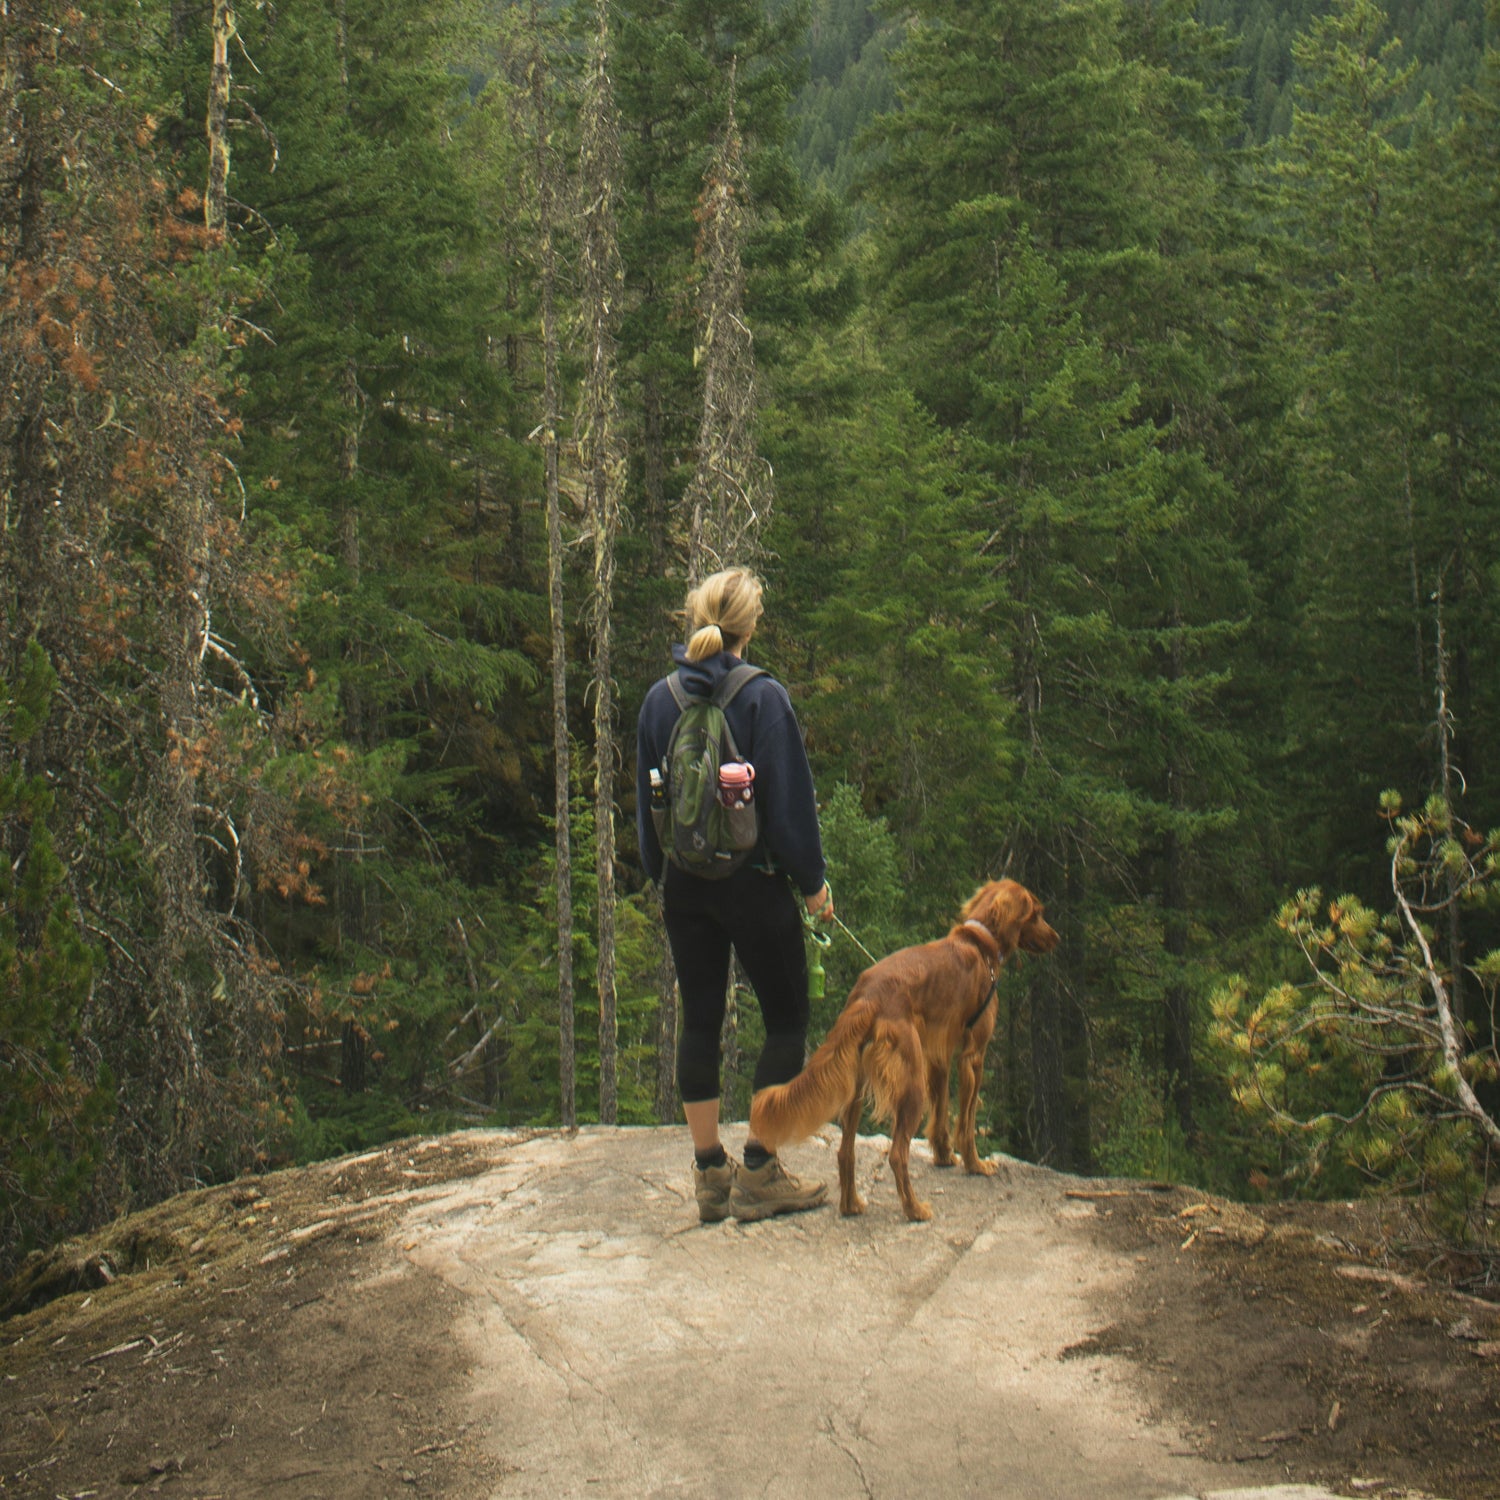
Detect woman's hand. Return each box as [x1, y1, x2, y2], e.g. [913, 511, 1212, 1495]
[805, 882, 835, 923]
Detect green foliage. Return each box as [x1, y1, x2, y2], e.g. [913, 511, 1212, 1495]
[1093, 1047, 1194, 1184]
[1201, 0, 1488, 144]
[811, 781, 906, 1022]
[765, 327, 1010, 912]
[845, 0, 1258, 1167]
[11, 0, 1500, 1275]
[1212, 799, 1500, 1241]
[283, 1082, 433, 1167]
[0, 645, 113, 1277]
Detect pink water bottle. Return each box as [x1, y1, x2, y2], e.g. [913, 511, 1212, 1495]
[718, 761, 754, 808]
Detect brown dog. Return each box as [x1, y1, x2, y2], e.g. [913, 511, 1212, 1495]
[749, 879, 1058, 1221]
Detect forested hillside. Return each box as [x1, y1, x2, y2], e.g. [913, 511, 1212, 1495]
[786, 0, 1492, 190]
[4, 0, 1500, 1283]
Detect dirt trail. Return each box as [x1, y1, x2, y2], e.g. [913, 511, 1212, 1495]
[2, 1127, 1496, 1498]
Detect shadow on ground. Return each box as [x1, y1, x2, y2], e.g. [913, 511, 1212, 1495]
[2, 1127, 1496, 1498]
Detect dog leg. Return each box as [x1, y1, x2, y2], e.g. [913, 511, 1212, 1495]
[926, 1059, 955, 1166]
[837, 1097, 865, 1215]
[890, 1086, 933, 1222]
[956, 1047, 997, 1177]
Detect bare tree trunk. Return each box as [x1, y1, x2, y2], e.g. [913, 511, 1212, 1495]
[1161, 610, 1194, 1141]
[1029, 959, 1068, 1168]
[1013, 557, 1068, 1166]
[205, 2, 233, 237]
[1162, 824, 1193, 1139]
[336, 347, 371, 1090]
[3, 21, 49, 659]
[636, 118, 670, 586]
[682, 63, 772, 583]
[531, 6, 575, 1128]
[1433, 583, 1466, 1027]
[642, 366, 667, 577]
[334, 0, 349, 90]
[645, 343, 674, 1117]
[339, 356, 363, 581]
[579, 1, 624, 1125]
[680, 67, 774, 1101]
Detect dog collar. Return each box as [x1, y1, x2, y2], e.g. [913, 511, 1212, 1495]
[961, 920, 1001, 1029]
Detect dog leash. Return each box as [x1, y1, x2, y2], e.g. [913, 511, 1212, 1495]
[833, 914, 880, 967]
[801, 885, 882, 968]
[809, 906, 999, 1026]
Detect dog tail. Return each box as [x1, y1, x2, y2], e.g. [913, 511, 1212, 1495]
[749, 994, 879, 1151]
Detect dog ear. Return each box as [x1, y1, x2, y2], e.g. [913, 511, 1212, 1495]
[959, 882, 992, 924]
[990, 881, 1038, 953]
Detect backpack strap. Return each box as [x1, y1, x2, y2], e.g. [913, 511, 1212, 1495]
[711, 662, 766, 708]
[665, 663, 766, 713]
[662, 664, 766, 770]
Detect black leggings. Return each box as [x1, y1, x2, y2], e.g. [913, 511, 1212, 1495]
[663, 863, 810, 1104]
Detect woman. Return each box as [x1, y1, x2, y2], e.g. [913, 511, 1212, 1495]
[636, 566, 836, 1223]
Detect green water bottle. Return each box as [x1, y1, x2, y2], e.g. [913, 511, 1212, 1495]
[807, 942, 825, 1001]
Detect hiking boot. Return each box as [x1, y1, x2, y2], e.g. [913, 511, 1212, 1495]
[693, 1155, 736, 1223]
[729, 1156, 828, 1222]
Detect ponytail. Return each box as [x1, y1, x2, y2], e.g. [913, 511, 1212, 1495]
[683, 567, 764, 662]
[685, 622, 726, 662]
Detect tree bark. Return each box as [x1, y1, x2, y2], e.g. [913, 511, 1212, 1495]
[580, 2, 624, 1125]
[1162, 824, 1194, 1140]
[681, 67, 770, 582]
[531, 6, 575, 1129]
[1029, 960, 1068, 1168]
[205, 2, 233, 236]
[1161, 609, 1194, 1140]
[1433, 586, 1466, 1027]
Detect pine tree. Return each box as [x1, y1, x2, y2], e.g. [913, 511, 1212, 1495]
[858, 0, 1255, 1164]
[222, 1, 543, 1122]
[1270, 0, 1460, 890]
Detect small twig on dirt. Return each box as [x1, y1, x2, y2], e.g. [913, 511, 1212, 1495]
[142, 1331, 189, 1363]
[86, 1338, 147, 1361]
[412, 1439, 458, 1455]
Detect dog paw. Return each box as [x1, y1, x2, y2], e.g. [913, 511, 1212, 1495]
[906, 1200, 934, 1222]
[840, 1194, 867, 1217]
[965, 1157, 998, 1177]
[931, 1151, 956, 1169]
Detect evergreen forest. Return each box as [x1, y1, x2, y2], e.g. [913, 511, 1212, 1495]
[4, 0, 1500, 1282]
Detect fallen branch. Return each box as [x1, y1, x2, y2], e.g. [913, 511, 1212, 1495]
[1063, 1184, 1174, 1200]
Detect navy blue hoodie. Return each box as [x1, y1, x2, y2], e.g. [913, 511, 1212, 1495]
[635, 646, 827, 896]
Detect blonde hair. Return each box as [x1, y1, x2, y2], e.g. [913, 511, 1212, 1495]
[683, 567, 765, 662]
